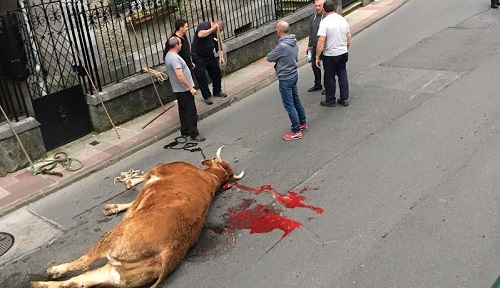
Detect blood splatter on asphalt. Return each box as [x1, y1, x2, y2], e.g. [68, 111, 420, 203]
[233, 183, 323, 214]
[224, 184, 323, 239]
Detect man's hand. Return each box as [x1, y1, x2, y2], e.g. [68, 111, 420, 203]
[189, 87, 197, 96]
[315, 58, 321, 68]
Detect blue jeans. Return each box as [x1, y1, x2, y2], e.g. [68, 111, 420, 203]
[278, 75, 306, 133]
[192, 53, 222, 100]
[323, 52, 349, 103]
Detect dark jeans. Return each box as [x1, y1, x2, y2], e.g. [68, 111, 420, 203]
[278, 75, 306, 133]
[310, 46, 322, 89]
[192, 53, 222, 100]
[323, 52, 349, 103]
[176, 91, 199, 138]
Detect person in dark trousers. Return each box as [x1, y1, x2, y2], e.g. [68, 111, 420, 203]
[164, 36, 205, 142]
[315, 0, 351, 107]
[307, 0, 325, 93]
[267, 21, 307, 141]
[492, 0, 499, 8]
[191, 20, 227, 105]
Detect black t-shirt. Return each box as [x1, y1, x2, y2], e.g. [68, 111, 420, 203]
[191, 21, 218, 57]
[166, 33, 193, 68]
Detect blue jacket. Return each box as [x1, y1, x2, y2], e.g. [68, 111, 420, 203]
[266, 34, 298, 80]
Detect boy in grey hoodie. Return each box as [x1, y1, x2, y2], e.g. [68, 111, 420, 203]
[266, 21, 307, 141]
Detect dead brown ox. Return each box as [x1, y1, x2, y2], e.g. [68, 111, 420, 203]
[31, 146, 243, 288]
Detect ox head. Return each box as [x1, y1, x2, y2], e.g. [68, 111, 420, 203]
[202, 146, 244, 189]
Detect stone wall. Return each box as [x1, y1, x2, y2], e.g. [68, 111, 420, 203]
[0, 118, 46, 177]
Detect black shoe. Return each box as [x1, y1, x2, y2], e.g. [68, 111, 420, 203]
[307, 86, 322, 92]
[492, 4, 498, 8]
[321, 89, 326, 95]
[213, 92, 227, 97]
[204, 97, 213, 105]
[190, 135, 206, 142]
[338, 99, 349, 107]
[320, 100, 337, 107]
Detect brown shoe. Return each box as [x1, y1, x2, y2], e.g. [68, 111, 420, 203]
[213, 92, 227, 97]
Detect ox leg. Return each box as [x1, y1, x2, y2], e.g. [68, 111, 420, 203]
[125, 175, 146, 189]
[46, 234, 110, 279]
[31, 263, 118, 288]
[103, 202, 133, 215]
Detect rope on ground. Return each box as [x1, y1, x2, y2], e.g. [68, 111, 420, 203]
[30, 152, 83, 177]
[114, 169, 144, 186]
[163, 136, 206, 159]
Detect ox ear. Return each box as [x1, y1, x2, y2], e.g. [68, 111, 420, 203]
[201, 159, 213, 167]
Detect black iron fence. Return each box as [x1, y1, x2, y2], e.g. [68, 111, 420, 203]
[0, 0, 313, 124]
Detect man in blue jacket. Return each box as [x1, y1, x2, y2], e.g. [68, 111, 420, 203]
[266, 21, 307, 141]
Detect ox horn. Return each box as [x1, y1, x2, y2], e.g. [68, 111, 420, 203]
[233, 170, 244, 180]
[216, 145, 224, 162]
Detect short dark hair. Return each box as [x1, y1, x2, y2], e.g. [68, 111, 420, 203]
[174, 19, 188, 31]
[323, 0, 335, 12]
[167, 37, 180, 49]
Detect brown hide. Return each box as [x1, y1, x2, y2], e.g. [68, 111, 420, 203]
[31, 155, 238, 288]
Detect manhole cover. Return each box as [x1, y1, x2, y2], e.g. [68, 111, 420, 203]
[0, 232, 14, 258]
[185, 226, 235, 262]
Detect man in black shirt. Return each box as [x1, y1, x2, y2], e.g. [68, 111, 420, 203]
[191, 20, 227, 105]
[166, 19, 194, 69]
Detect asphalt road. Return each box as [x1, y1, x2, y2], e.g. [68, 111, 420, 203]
[1, 0, 500, 287]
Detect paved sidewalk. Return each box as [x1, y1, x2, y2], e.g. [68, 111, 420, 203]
[0, 0, 407, 217]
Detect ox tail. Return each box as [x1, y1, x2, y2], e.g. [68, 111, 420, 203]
[150, 249, 174, 288]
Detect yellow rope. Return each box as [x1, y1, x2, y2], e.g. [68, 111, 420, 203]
[143, 67, 168, 84]
[216, 29, 227, 92]
[217, 29, 227, 70]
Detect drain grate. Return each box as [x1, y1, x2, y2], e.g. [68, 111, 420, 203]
[185, 226, 235, 262]
[0, 232, 14, 258]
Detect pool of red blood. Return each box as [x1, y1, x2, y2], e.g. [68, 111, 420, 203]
[224, 184, 323, 239]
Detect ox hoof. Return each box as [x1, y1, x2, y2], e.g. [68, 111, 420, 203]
[103, 204, 119, 215]
[47, 266, 64, 279]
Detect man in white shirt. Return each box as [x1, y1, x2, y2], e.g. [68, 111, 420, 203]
[315, 0, 351, 107]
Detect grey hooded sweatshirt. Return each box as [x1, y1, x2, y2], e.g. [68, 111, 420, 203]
[266, 34, 298, 80]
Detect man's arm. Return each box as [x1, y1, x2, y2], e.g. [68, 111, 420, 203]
[197, 23, 218, 38]
[315, 36, 325, 67]
[346, 31, 351, 49]
[266, 44, 283, 62]
[174, 68, 196, 95]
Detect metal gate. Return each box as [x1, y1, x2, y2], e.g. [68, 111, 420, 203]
[3, 0, 95, 150]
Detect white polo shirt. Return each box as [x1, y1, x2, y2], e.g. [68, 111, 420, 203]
[317, 13, 350, 56]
